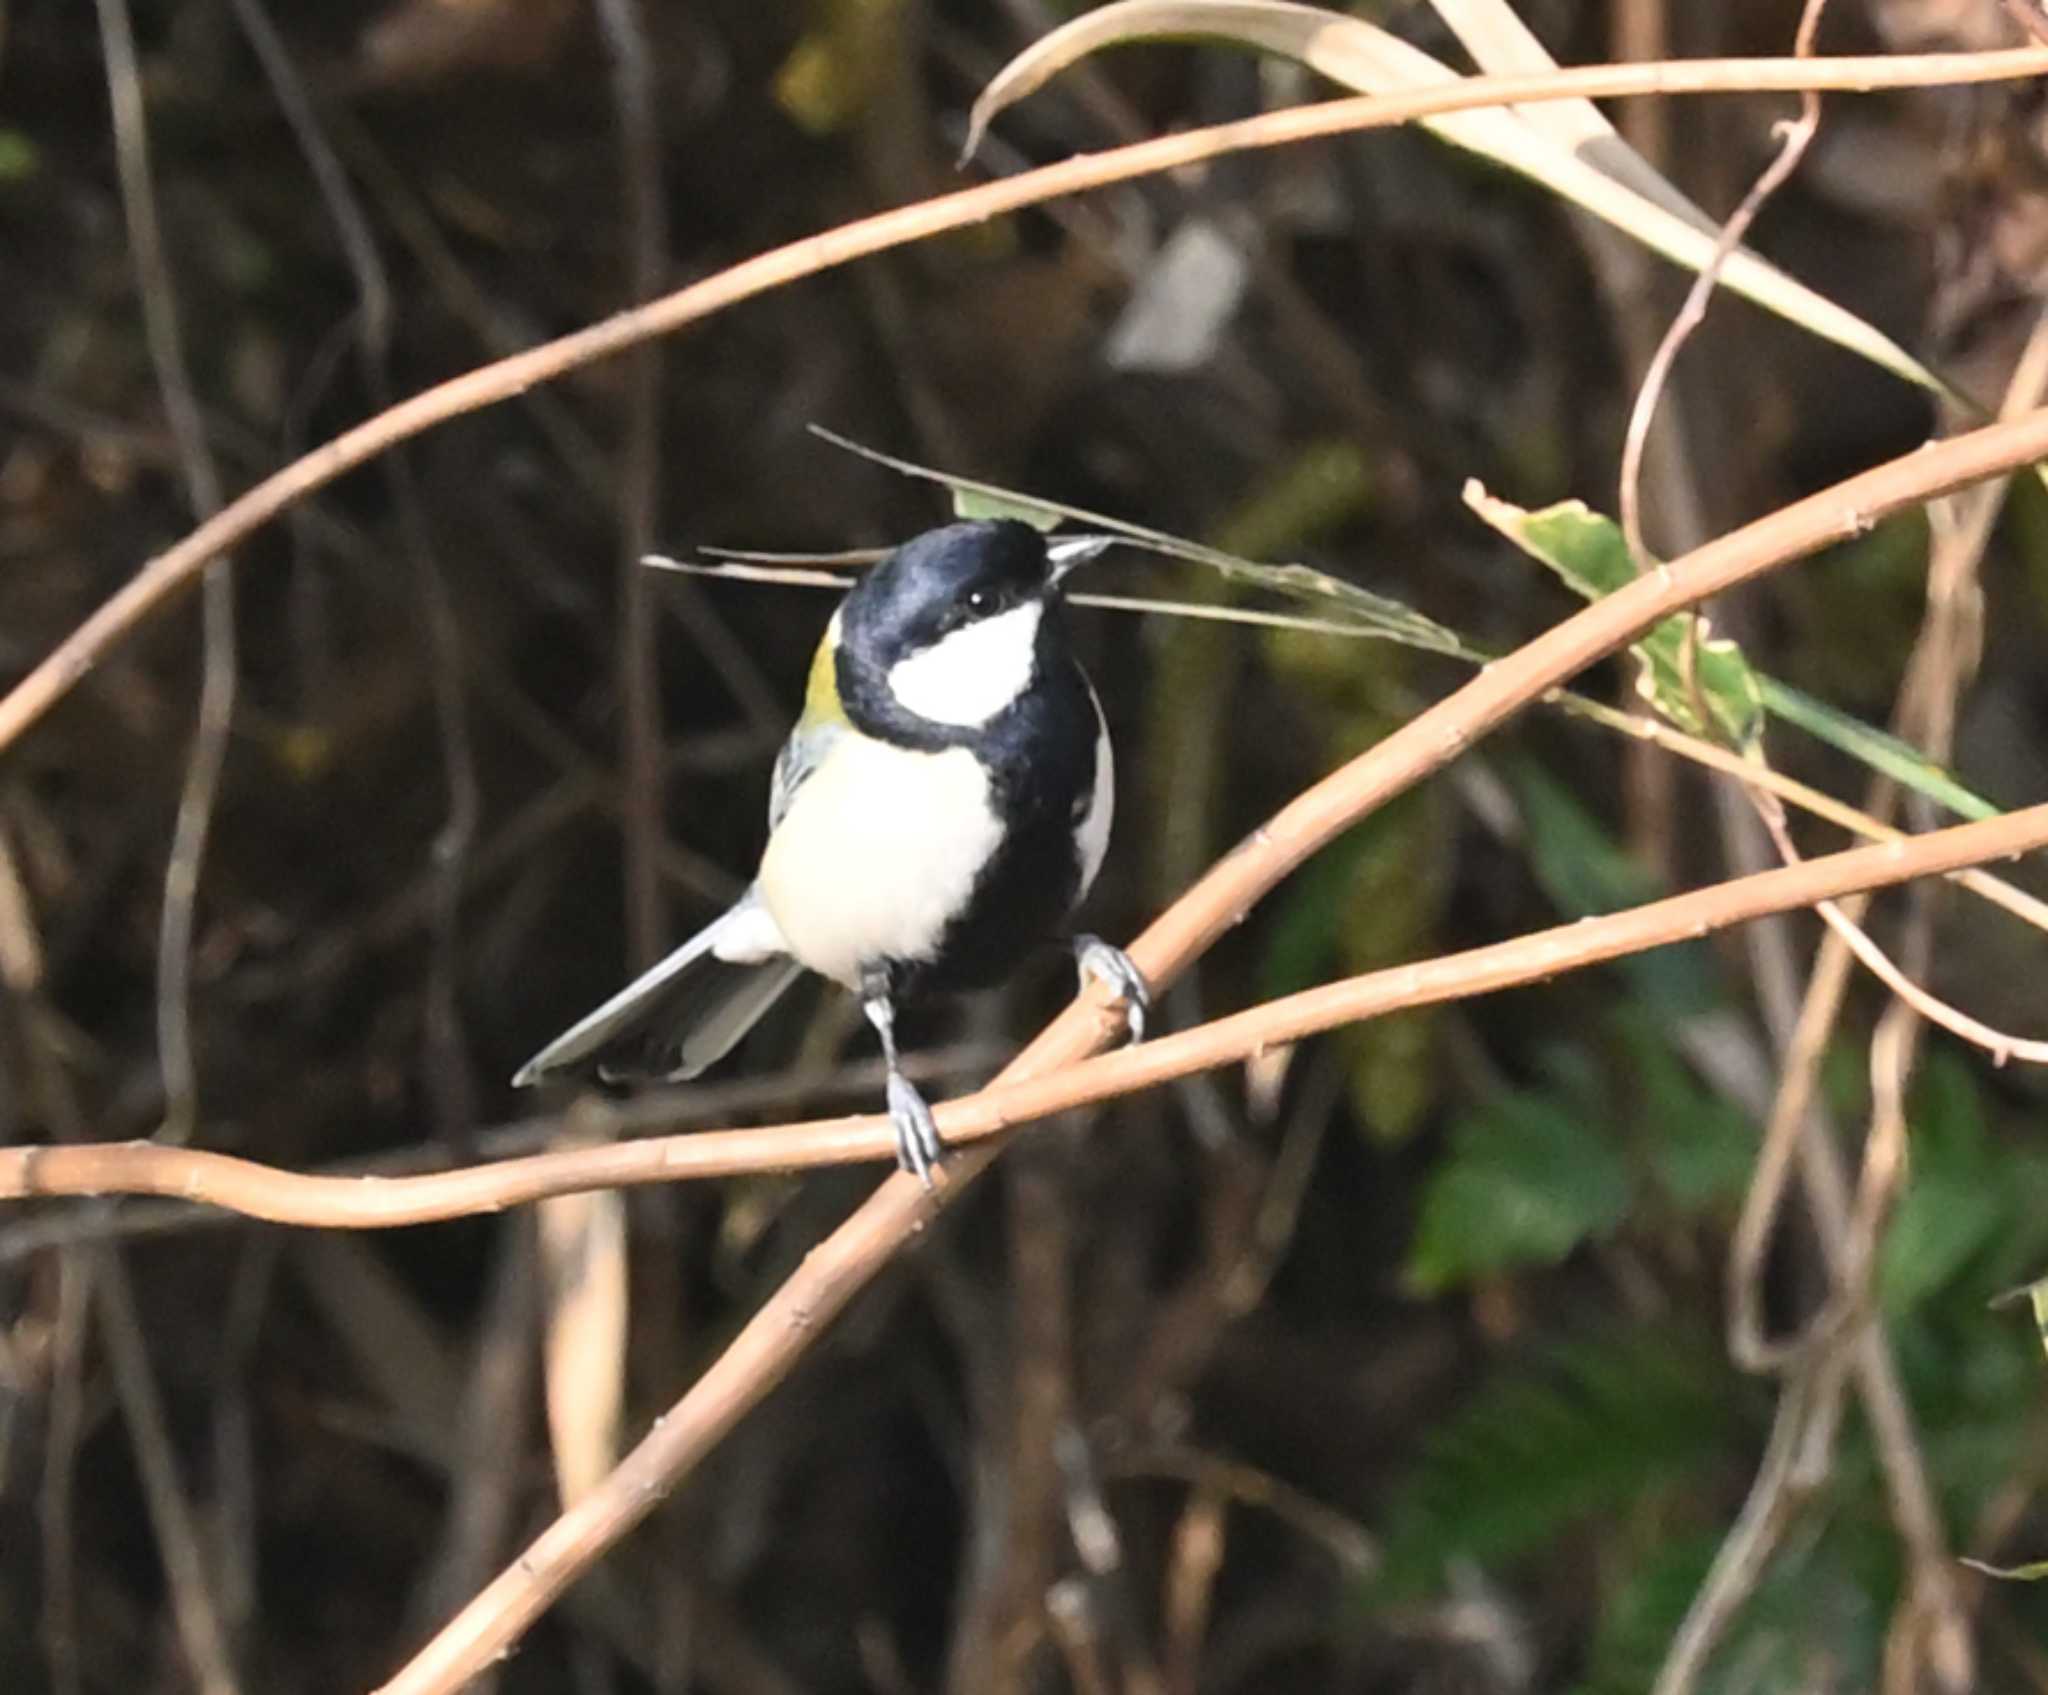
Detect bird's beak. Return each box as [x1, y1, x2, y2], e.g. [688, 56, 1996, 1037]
[1045, 534, 1117, 585]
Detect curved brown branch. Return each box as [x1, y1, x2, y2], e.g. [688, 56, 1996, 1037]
[5, 46, 2048, 755]
[6, 798, 2048, 1230]
[342, 396, 2048, 1694]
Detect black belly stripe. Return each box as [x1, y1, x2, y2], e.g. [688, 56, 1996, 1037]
[836, 621, 1100, 999]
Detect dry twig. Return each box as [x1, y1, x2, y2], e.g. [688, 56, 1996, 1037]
[593, 0, 669, 969]
[94, 0, 236, 1141]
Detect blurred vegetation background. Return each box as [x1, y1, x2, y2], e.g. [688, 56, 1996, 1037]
[4, 0, 2048, 1691]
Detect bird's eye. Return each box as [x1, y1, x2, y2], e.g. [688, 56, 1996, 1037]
[966, 589, 993, 615]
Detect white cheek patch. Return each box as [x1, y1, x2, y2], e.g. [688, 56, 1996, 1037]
[756, 734, 1003, 987]
[887, 600, 1043, 727]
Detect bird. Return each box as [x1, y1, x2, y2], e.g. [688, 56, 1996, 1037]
[511, 518, 1148, 1183]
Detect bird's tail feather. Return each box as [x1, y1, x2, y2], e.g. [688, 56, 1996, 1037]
[512, 889, 801, 1086]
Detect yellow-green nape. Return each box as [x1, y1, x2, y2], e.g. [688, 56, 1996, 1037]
[801, 615, 848, 727]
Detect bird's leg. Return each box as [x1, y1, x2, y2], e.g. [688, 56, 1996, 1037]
[861, 971, 942, 1187]
[1073, 935, 1149, 1044]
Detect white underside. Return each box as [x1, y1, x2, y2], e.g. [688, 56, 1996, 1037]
[756, 731, 1003, 987]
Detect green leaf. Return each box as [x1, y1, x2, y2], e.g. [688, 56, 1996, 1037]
[772, 0, 908, 135]
[1335, 792, 1446, 1139]
[1408, 1092, 1632, 1291]
[1961, 1556, 2048, 1582]
[1882, 1163, 2006, 1318]
[1260, 595, 1448, 1140]
[1881, 1052, 2002, 1316]
[0, 131, 38, 184]
[1467, 488, 1764, 746]
[1575, 1528, 1881, 1695]
[1509, 758, 1663, 916]
[1755, 679, 1999, 822]
[1378, 1327, 1747, 1592]
[811, 426, 1477, 656]
[1507, 760, 1720, 1017]
[1990, 1275, 2048, 1363]
[1470, 485, 2004, 818]
[950, 487, 1065, 530]
[1261, 834, 1365, 1001]
[1572, 1534, 1718, 1695]
[1614, 1013, 1756, 1212]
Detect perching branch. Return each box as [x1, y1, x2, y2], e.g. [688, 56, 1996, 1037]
[7, 797, 2048, 1229]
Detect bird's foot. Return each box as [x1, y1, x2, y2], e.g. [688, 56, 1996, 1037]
[1074, 935, 1149, 1045]
[886, 1069, 944, 1189]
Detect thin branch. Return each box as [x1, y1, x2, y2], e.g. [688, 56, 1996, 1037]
[1719, 293, 2048, 1694]
[1550, 688, 2048, 932]
[1107, 1443, 1375, 1576]
[94, 0, 236, 1141]
[228, 0, 485, 1148]
[1757, 797, 2048, 1063]
[94, 1252, 243, 1695]
[1727, 312, 2048, 1371]
[593, 0, 670, 971]
[1161, 1482, 1226, 1695]
[1651, 1351, 1851, 1695]
[2003, 0, 2048, 48]
[0, 1042, 1006, 1263]
[1044, 1580, 1117, 1695]
[7, 45, 2048, 754]
[1619, 0, 1832, 571]
[1851, 311, 2048, 1695]
[3, 800, 2045, 1226]
[39, 1249, 90, 1695]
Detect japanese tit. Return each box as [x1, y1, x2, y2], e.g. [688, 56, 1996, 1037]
[512, 519, 1147, 1182]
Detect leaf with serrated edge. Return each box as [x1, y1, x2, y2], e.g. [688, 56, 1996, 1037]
[1467, 484, 2003, 818]
[1466, 487, 1764, 746]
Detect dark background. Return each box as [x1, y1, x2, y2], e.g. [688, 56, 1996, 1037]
[3, 0, 2048, 1690]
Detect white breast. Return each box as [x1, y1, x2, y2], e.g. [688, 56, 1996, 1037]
[756, 730, 1003, 988]
[1073, 685, 1113, 900]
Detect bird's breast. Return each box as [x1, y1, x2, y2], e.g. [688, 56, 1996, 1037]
[756, 731, 1004, 989]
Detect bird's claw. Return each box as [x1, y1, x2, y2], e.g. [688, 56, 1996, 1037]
[1075, 935, 1149, 1045]
[887, 1070, 944, 1188]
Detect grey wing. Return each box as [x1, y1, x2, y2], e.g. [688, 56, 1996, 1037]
[510, 890, 799, 1085]
[768, 719, 846, 831]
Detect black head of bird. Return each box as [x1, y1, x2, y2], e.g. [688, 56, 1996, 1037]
[842, 520, 1053, 665]
[831, 520, 1112, 738]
